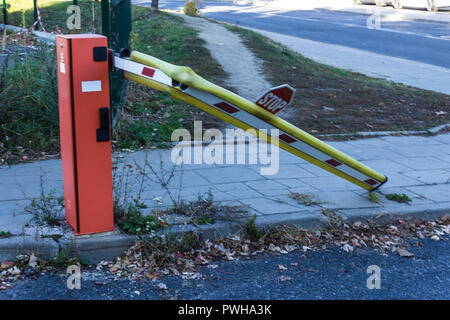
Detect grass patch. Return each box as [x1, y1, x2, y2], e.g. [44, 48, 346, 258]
[49, 242, 86, 268]
[385, 193, 412, 203]
[169, 190, 249, 225]
[0, 231, 11, 238]
[289, 192, 322, 206]
[24, 185, 65, 226]
[226, 25, 450, 135]
[244, 214, 263, 241]
[367, 192, 380, 203]
[192, 215, 215, 225]
[115, 203, 162, 235]
[0, 44, 59, 164]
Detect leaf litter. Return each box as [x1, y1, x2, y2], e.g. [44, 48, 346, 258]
[1, 216, 448, 290]
[99, 215, 449, 281]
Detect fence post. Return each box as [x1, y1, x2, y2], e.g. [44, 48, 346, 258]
[2, 0, 7, 25]
[109, 0, 131, 125]
[33, 0, 39, 30]
[151, 0, 158, 11]
[101, 0, 110, 39]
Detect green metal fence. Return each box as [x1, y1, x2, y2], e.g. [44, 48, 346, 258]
[1, 1, 104, 31]
[107, 0, 131, 125]
[1, 0, 7, 25]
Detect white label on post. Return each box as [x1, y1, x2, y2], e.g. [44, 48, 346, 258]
[81, 80, 102, 93]
[60, 62, 66, 74]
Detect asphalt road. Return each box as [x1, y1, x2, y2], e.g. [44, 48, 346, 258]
[1, 237, 448, 300]
[138, 0, 450, 68]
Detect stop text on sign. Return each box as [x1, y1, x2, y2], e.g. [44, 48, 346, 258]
[255, 84, 295, 114]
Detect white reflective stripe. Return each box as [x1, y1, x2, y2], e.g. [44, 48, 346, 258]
[184, 87, 381, 187]
[114, 56, 173, 86]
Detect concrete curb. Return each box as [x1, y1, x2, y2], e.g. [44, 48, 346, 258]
[317, 123, 450, 139]
[1, 204, 448, 264]
[336, 202, 450, 224]
[0, 236, 59, 261]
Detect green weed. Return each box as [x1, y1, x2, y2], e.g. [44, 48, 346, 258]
[115, 204, 160, 235]
[386, 193, 412, 203]
[24, 182, 64, 226]
[169, 190, 248, 224]
[245, 214, 263, 241]
[368, 192, 380, 203]
[49, 242, 85, 268]
[289, 192, 322, 206]
[183, 1, 200, 16]
[0, 231, 11, 238]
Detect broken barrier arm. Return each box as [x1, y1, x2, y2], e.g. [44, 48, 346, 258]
[112, 50, 388, 191]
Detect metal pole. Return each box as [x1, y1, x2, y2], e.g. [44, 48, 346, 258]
[2, 0, 7, 25]
[101, 0, 110, 40]
[33, 0, 38, 30]
[151, 0, 158, 11]
[109, 0, 131, 127]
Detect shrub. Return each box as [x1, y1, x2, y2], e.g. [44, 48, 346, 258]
[183, 1, 200, 16]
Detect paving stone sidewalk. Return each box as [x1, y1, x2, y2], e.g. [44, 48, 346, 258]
[1, 133, 450, 238]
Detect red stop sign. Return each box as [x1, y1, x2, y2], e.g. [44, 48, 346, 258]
[255, 84, 295, 114]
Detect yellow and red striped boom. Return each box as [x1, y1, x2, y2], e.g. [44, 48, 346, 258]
[114, 51, 387, 191]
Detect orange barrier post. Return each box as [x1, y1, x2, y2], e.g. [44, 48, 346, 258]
[56, 34, 114, 235]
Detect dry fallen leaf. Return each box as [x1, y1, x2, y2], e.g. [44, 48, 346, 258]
[353, 221, 362, 228]
[194, 253, 208, 265]
[342, 244, 354, 253]
[1, 261, 14, 270]
[146, 274, 158, 280]
[157, 283, 167, 290]
[279, 276, 292, 282]
[278, 265, 287, 271]
[9, 266, 20, 275]
[397, 248, 414, 258]
[28, 254, 38, 269]
[109, 265, 119, 273]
